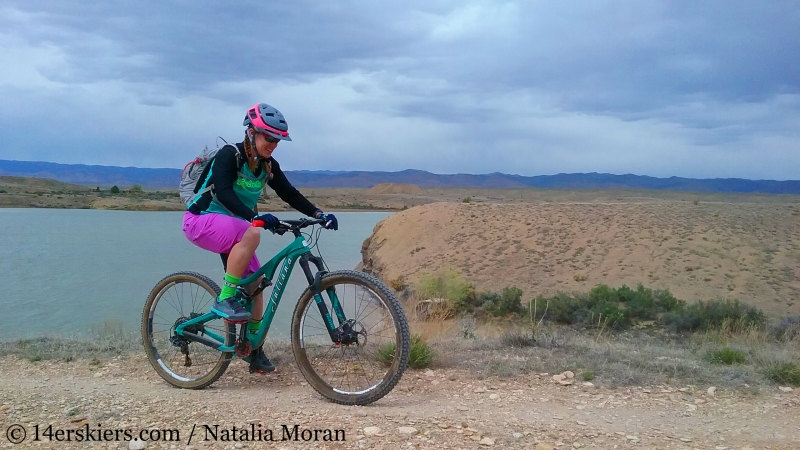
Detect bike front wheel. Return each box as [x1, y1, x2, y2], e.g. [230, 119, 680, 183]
[141, 271, 235, 389]
[291, 270, 411, 405]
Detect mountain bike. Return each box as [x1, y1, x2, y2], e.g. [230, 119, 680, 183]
[141, 217, 410, 405]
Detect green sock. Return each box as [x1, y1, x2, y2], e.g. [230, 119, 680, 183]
[219, 273, 241, 301]
[247, 320, 261, 337]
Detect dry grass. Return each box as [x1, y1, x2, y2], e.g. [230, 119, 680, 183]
[400, 306, 800, 389]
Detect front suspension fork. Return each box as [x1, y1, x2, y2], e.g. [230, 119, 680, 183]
[299, 253, 348, 343]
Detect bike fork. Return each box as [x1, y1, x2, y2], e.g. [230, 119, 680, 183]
[299, 253, 347, 343]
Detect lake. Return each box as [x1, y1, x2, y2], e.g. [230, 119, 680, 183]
[0, 209, 392, 341]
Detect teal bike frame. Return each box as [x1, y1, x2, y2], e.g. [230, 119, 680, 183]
[173, 222, 349, 353]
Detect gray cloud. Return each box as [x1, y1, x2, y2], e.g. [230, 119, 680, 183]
[0, 0, 798, 179]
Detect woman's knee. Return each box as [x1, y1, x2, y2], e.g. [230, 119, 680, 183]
[240, 226, 261, 247]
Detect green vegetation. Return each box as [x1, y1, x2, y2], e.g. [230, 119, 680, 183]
[765, 363, 800, 386]
[377, 334, 434, 369]
[422, 272, 767, 333]
[662, 299, 767, 332]
[706, 347, 747, 365]
[462, 197, 472, 203]
[110, 185, 120, 194]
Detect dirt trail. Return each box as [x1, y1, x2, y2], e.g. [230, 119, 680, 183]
[1, 354, 797, 449]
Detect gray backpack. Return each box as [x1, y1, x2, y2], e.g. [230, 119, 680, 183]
[179, 138, 239, 206]
[178, 138, 271, 207]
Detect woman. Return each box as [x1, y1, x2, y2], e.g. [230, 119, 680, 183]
[182, 103, 338, 373]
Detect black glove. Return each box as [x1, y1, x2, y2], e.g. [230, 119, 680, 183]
[252, 213, 279, 230]
[315, 211, 338, 230]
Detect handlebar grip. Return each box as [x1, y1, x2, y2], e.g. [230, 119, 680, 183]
[252, 219, 265, 228]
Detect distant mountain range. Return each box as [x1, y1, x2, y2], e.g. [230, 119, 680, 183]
[1, 159, 799, 194]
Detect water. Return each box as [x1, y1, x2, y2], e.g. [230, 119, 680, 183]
[0, 209, 391, 341]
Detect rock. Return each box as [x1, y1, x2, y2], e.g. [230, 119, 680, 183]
[479, 437, 495, 446]
[512, 432, 523, 439]
[363, 426, 381, 436]
[558, 379, 574, 386]
[474, 387, 487, 393]
[535, 444, 555, 450]
[582, 382, 595, 388]
[707, 386, 717, 396]
[563, 371, 575, 379]
[398, 427, 418, 435]
[626, 435, 639, 441]
[779, 386, 793, 393]
[424, 369, 435, 377]
[128, 441, 147, 450]
[552, 374, 566, 383]
[489, 394, 500, 400]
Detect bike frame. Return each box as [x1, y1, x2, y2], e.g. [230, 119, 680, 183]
[173, 232, 348, 353]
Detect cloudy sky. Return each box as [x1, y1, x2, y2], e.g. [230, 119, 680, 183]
[1, 1, 798, 180]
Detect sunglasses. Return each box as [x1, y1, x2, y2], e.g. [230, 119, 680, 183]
[263, 133, 281, 144]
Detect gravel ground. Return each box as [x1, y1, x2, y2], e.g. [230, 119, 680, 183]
[1, 354, 798, 449]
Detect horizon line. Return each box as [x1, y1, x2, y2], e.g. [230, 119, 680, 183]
[1, 158, 798, 183]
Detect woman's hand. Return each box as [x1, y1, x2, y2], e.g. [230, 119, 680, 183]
[251, 213, 279, 230]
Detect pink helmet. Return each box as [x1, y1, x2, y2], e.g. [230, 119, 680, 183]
[243, 103, 292, 141]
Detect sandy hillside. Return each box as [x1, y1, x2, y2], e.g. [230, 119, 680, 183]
[366, 183, 424, 195]
[361, 202, 800, 316]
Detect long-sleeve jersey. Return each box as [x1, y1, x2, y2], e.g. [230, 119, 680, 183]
[188, 143, 318, 220]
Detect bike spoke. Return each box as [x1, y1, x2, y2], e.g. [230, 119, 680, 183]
[145, 275, 229, 385]
[300, 278, 402, 397]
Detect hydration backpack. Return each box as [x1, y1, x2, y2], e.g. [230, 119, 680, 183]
[178, 138, 271, 207]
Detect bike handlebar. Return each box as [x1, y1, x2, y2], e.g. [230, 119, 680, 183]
[251, 217, 328, 234]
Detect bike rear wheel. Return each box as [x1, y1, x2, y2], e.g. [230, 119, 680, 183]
[142, 271, 234, 389]
[291, 270, 410, 405]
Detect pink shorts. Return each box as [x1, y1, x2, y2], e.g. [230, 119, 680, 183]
[182, 211, 261, 277]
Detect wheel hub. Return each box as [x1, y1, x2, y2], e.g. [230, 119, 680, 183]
[337, 319, 367, 346]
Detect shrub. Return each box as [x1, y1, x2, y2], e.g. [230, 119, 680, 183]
[500, 330, 537, 347]
[462, 197, 472, 203]
[580, 370, 595, 381]
[417, 268, 473, 303]
[769, 315, 800, 342]
[110, 185, 120, 194]
[130, 184, 143, 193]
[388, 276, 406, 293]
[662, 299, 766, 333]
[481, 286, 524, 317]
[536, 284, 682, 330]
[765, 363, 800, 387]
[706, 347, 747, 365]
[376, 334, 434, 369]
